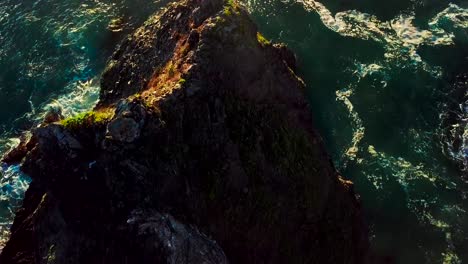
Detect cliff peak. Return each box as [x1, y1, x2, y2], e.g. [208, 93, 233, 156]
[1, 0, 368, 263]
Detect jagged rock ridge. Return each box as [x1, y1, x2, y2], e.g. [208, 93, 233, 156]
[1, 0, 369, 263]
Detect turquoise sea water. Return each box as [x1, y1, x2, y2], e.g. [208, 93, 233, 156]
[0, 0, 467, 263]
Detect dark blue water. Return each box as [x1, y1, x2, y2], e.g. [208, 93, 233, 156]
[1, 0, 468, 263]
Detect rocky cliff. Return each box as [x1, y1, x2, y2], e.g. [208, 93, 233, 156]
[0, 0, 369, 263]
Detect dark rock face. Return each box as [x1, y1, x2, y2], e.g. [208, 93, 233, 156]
[127, 210, 228, 264]
[1, 0, 369, 263]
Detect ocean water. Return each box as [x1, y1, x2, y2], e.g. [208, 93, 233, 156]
[245, 0, 468, 263]
[0, 0, 168, 248]
[0, 0, 467, 263]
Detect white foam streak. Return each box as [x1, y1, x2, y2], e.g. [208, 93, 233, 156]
[430, 4, 468, 31]
[0, 164, 30, 249]
[298, 1, 467, 75]
[336, 87, 365, 165]
[367, 145, 463, 263]
[39, 78, 100, 121]
[443, 88, 468, 175]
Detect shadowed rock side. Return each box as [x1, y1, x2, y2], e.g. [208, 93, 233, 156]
[0, 0, 369, 263]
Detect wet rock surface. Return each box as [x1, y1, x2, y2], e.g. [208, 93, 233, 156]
[1, 0, 369, 263]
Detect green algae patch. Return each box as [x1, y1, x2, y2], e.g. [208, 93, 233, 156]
[61, 110, 114, 130]
[257, 32, 271, 47]
[223, 0, 240, 16]
[178, 78, 186, 85]
[212, 4, 266, 50]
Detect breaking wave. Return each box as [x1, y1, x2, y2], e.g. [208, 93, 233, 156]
[0, 78, 100, 249]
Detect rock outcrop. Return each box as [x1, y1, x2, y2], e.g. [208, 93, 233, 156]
[0, 0, 369, 263]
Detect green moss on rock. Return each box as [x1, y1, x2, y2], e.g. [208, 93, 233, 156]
[256, 32, 271, 47]
[223, 0, 240, 16]
[60, 111, 113, 130]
